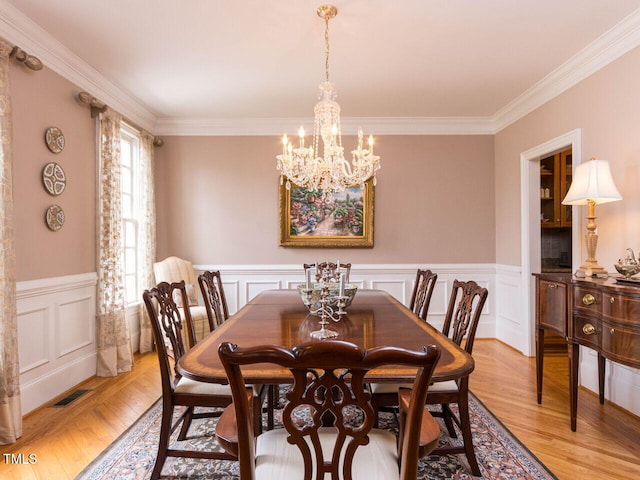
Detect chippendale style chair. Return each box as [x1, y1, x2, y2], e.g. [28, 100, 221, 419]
[198, 269, 276, 430]
[197, 270, 229, 330]
[408, 268, 438, 321]
[370, 279, 488, 476]
[142, 281, 266, 480]
[216, 340, 441, 480]
[424, 279, 488, 476]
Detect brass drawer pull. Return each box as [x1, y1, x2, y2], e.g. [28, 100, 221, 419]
[549, 284, 557, 289]
[582, 324, 597, 335]
[610, 297, 615, 304]
[583, 294, 596, 305]
[610, 328, 615, 335]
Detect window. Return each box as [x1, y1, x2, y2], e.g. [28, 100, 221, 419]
[120, 125, 140, 305]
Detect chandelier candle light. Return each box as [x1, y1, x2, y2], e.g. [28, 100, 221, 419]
[276, 5, 381, 198]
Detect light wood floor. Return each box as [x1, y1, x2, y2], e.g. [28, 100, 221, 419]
[1, 339, 639, 479]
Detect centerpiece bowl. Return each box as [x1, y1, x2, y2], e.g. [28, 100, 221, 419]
[297, 283, 358, 310]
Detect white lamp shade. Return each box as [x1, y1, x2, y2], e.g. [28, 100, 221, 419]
[562, 159, 622, 205]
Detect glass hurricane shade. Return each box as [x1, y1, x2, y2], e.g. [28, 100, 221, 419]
[562, 159, 622, 205]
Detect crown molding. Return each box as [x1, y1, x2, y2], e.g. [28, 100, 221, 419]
[153, 116, 495, 136]
[0, 1, 157, 132]
[2, 2, 639, 136]
[492, 8, 640, 133]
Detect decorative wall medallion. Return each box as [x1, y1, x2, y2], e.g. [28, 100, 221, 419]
[45, 126, 65, 153]
[42, 162, 66, 196]
[45, 204, 65, 231]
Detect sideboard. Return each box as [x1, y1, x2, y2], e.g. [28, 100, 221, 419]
[534, 273, 640, 431]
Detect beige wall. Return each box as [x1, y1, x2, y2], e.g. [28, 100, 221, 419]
[495, 45, 640, 268]
[155, 135, 495, 265]
[11, 64, 96, 281]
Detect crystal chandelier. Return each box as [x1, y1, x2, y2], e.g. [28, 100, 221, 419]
[276, 5, 381, 198]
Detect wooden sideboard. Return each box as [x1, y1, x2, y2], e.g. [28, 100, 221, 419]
[534, 273, 640, 431]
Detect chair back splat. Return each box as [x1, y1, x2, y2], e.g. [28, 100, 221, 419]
[198, 270, 229, 330]
[408, 269, 438, 320]
[442, 280, 488, 354]
[219, 340, 440, 480]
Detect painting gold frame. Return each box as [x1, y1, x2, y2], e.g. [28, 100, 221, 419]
[279, 179, 374, 248]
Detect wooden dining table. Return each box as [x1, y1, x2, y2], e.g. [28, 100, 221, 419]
[177, 289, 474, 385]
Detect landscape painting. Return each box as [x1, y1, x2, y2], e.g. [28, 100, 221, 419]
[279, 179, 374, 248]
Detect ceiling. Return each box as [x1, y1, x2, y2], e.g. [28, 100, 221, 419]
[2, 0, 640, 134]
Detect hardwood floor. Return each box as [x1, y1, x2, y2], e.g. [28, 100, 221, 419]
[1, 339, 639, 479]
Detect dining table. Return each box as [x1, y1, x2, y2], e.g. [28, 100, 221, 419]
[177, 289, 474, 385]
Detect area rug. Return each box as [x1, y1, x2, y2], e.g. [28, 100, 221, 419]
[76, 392, 557, 480]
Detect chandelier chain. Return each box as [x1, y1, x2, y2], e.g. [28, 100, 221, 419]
[324, 15, 330, 83]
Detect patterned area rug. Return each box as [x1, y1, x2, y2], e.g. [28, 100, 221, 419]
[76, 391, 557, 479]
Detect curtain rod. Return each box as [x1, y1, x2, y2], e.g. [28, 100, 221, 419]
[77, 91, 163, 146]
[10, 46, 42, 71]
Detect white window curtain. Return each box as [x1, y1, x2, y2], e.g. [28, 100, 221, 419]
[139, 131, 156, 353]
[0, 38, 22, 444]
[97, 110, 133, 376]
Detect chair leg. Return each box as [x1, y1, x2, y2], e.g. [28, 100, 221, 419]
[441, 403, 457, 438]
[266, 385, 276, 430]
[457, 396, 481, 476]
[253, 396, 263, 435]
[151, 403, 174, 480]
[177, 406, 194, 441]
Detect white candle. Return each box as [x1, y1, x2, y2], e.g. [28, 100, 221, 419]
[306, 268, 311, 289]
[339, 272, 345, 296]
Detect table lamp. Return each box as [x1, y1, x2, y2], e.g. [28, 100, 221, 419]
[562, 157, 622, 277]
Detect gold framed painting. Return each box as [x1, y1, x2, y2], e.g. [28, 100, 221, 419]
[279, 179, 374, 248]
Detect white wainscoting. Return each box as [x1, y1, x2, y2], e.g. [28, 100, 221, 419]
[16, 264, 638, 418]
[194, 263, 497, 340]
[16, 273, 98, 414]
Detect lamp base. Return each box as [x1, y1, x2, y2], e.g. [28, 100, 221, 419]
[575, 263, 609, 278]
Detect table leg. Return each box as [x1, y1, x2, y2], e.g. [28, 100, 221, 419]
[536, 327, 545, 404]
[569, 342, 579, 431]
[598, 353, 606, 405]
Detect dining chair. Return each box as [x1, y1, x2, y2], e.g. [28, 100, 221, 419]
[142, 281, 266, 480]
[215, 340, 441, 480]
[153, 256, 210, 346]
[424, 279, 488, 476]
[197, 269, 276, 430]
[304, 261, 351, 282]
[370, 279, 488, 476]
[197, 270, 229, 331]
[408, 268, 438, 320]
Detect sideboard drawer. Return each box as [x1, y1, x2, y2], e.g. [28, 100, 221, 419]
[602, 292, 640, 327]
[573, 314, 601, 349]
[602, 320, 640, 367]
[573, 286, 602, 315]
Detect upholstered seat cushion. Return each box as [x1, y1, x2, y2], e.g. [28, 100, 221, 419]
[255, 427, 399, 479]
[175, 377, 232, 395]
[176, 377, 263, 398]
[370, 380, 458, 395]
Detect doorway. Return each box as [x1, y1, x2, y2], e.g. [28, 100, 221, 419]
[519, 129, 581, 356]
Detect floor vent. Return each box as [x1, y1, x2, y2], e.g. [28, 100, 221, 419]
[50, 389, 91, 408]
